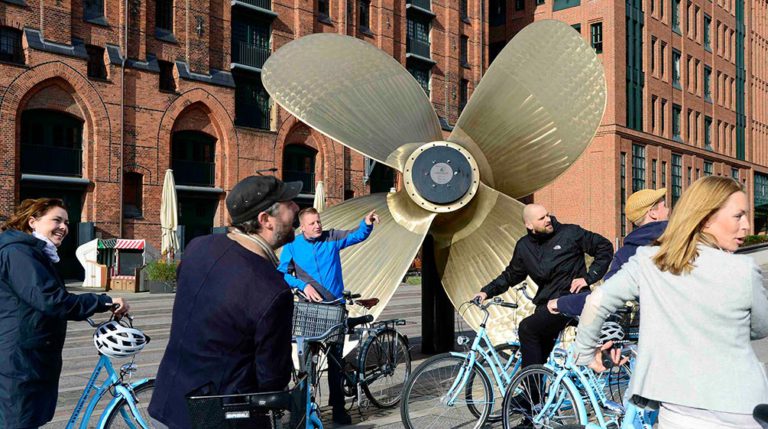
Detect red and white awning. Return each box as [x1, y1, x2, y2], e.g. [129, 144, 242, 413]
[114, 239, 145, 250]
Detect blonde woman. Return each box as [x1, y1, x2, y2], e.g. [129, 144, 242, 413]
[574, 176, 768, 428]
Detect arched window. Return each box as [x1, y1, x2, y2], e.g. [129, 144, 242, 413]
[20, 109, 84, 177]
[172, 131, 217, 187]
[283, 145, 317, 194]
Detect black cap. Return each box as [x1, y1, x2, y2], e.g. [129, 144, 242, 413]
[226, 176, 302, 224]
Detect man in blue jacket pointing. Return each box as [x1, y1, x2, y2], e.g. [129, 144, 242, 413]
[278, 206, 379, 423]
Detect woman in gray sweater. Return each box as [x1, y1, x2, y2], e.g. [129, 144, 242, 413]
[574, 176, 768, 428]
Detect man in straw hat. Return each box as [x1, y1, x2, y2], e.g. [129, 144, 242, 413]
[550, 188, 669, 316]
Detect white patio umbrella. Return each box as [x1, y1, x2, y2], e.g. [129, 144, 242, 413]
[313, 180, 326, 212]
[161, 169, 180, 261]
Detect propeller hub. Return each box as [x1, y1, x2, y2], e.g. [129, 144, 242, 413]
[403, 142, 479, 213]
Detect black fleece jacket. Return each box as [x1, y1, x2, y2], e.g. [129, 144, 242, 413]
[480, 217, 613, 306]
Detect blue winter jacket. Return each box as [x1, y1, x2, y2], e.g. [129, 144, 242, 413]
[278, 220, 373, 300]
[0, 229, 112, 428]
[558, 221, 668, 316]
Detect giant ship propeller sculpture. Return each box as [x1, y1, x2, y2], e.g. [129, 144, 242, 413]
[263, 20, 607, 345]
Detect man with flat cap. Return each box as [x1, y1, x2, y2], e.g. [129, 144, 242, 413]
[549, 188, 669, 316]
[149, 175, 301, 429]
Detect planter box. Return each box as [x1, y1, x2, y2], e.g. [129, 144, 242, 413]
[148, 280, 176, 294]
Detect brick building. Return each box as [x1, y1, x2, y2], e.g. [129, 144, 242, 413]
[0, 0, 472, 278]
[488, 0, 768, 248]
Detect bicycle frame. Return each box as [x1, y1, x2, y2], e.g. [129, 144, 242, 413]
[66, 354, 151, 429]
[535, 353, 653, 429]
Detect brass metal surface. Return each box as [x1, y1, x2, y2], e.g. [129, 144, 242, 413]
[261, 34, 443, 171]
[314, 192, 436, 320]
[433, 183, 536, 345]
[265, 21, 607, 340]
[449, 20, 607, 198]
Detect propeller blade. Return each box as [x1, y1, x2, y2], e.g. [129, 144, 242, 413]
[314, 192, 436, 320]
[262, 34, 444, 171]
[432, 183, 538, 345]
[450, 20, 607, 198]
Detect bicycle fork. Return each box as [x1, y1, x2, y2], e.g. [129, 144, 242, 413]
[442, 353, 477, 406]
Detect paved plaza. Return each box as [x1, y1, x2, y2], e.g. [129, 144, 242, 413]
[46, 258, 768, 428]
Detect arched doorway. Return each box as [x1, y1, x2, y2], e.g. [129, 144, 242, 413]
[19, 109, 86, 279]
[172, 130, 219, 246]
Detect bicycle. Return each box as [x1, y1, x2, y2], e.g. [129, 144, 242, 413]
[501, 311, 649, 429]
[399, 296, 522, 429]
[65, 312, 154, 429]
[295, 290, 412, 411]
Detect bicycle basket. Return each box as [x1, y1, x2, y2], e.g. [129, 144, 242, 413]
[187, 381, 307, 429]
[292, 301, 345, 344]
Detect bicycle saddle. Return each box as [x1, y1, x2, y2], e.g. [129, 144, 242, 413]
[356, 298, 380, 309]
[247, 392, 292, 410]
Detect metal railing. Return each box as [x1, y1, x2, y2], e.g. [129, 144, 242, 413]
[283, 170, 315, 194]
[20, 144, 82, 177]
[232, 41, 270, 70]
[172, 159, 216, 187]
[237, 0, 271, 10]
[406, 0, 431, 10]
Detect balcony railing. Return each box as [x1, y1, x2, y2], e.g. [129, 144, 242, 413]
[232, 42, 270, 70]
[173, 159, 216, 187]
[406, 0, 431, 11]
[238, 0, 271, 10]
[407, 38, 431, 59]
[21, 144, 82, 177]
[283, 170, 315, 194]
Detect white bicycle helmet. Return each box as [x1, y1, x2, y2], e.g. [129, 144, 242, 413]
[598, 321, 625, 344]
[93, 320, 149, 358]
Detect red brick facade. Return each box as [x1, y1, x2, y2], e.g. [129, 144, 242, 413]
[0, 0, 469, 268]
[490, 0, 768, 245]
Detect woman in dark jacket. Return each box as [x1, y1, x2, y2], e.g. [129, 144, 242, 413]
[0, 198, 129, 428]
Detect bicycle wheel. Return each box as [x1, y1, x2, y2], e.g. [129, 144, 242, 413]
[400, 353, 493, 429]
[502, 365, 586, 429]
[102, 378, 155, 429]
[473, 343, 521, 423]
[360, 328, 412, 408]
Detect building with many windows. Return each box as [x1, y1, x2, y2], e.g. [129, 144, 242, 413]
[0, 0, 473, 278]
[489, 0, 768, 246]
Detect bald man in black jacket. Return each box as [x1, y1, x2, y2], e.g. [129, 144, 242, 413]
[474, 204, 613, 367]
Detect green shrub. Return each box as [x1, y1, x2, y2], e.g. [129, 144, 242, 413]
[742, 235, 768, 247]
[145, 260, 178, 282]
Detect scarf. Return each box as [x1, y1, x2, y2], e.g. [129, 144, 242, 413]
[232, 230, 279, 267]
[32, 231, 60, 263]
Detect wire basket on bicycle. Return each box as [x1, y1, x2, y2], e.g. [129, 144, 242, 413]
[292, 300, 346, 344]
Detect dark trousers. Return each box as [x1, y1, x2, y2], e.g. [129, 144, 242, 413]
[519, 305, 573, 368]
[326, 342, 346, 411]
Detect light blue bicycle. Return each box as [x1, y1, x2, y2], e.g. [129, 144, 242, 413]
[501, 312, 652, 429]
[399, 296, 523, 429]
[66, 313, 154, 429]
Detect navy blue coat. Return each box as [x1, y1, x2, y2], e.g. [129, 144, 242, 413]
[0, 229, 112, 428]
[557, 221, 668, 316]
[148, 234, 294, 429]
